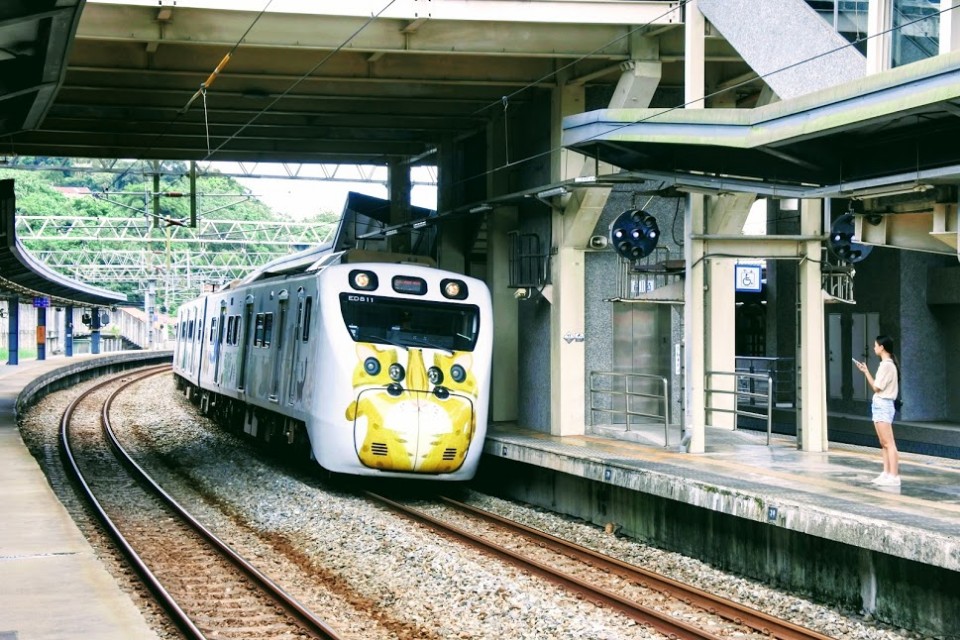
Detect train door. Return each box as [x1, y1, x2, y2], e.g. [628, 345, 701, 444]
[287, 288, 305, 405]
[213, 300, 227, 385]
[269, 290, 289, 402]
[187, 307, 198, 378]
[195, 299, 208, 380]
[237, 294, 254, 392]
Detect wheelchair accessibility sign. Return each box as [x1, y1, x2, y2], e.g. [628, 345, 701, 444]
[735, 264, 762, 292]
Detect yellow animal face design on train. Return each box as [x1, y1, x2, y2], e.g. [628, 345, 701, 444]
[344, 343, 478, 473]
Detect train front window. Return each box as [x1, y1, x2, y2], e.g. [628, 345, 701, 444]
[340, 294, 479, 352]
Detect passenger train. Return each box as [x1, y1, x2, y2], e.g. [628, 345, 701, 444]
[172, 248, 493, 480]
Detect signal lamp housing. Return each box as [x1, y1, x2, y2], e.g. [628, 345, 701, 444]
[349, 270, 378, 291]
[610, 209, 660, 263]
[441, 279, 468, 300]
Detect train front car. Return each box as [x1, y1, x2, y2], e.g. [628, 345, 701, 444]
[311, 262, 492, 480]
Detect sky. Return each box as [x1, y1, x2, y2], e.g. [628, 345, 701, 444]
[212, 164, 438, 220]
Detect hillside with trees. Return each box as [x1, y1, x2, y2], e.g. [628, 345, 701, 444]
[0, 158, 341, 308]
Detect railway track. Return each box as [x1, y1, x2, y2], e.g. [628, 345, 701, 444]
[367, 492, 837, 640]
[59, 366, 342, 640]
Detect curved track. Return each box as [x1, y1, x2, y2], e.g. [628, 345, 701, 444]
[60, 366, 342, 640]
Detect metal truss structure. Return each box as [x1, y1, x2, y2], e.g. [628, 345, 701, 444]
[16, 216, 336, 246]
[16, 216, 336, 309]
[1, 157, 439, 186]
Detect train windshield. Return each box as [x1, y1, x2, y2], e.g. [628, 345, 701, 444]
[340, 294, 480, 352]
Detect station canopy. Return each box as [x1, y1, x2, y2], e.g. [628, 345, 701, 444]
[563, 50, 960, 199]
[1, 180, 127, 307]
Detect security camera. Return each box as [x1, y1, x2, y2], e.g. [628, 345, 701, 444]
[588, 235, 608, 250]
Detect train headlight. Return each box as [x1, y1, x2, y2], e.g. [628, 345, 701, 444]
[349, 270, 378, 291]
[388, 363, 405, 381]
[441, 278, 468, 300]
[450, 364, 466, 383]
[364, 357, 381, 376]
[428, 366, 444, 385]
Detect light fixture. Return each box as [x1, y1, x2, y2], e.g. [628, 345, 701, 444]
[536, 186, 569, 199]
[384, 229, 399, 237]
[412, 220, 428, 229]
[469, 204, 493, 214]
[849, 183, 933, 200]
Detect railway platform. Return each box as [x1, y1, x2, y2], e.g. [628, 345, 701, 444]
[0, 354, 169, 640]
[480, 421, 960, 636]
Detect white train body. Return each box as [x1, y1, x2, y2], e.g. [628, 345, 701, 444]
[172, 251, 492, 480]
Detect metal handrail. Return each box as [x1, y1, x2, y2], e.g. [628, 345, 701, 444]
[705, 369, 774, 445]
[589, 371, 672, 446]
[735, 356, 796, 408]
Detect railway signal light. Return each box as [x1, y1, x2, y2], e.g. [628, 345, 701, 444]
[610, 209, 660, 263]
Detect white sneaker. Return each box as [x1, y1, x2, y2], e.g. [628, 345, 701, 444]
[870, 473, 889, 484]
[875, 474, 901, 487]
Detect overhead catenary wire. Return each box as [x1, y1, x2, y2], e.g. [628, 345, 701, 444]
[97, 0, 276, 196]
[200, 0, 399, 164]
[180, 0, 274, 115]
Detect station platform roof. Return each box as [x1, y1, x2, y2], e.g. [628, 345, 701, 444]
[1, 180, 126, 308]
[563, 50, 960, 199]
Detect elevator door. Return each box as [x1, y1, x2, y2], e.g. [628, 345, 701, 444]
[612, 302, 671, 423]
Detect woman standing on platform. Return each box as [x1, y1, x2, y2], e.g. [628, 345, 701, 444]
[854, 335, 901, 487]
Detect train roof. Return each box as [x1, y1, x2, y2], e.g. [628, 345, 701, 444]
[229, 248, 436, 289]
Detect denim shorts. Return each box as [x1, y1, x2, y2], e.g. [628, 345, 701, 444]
[871, 396, 896, 423]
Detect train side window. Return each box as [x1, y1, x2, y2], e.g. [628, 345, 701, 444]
[254, 313, 265, 347]
[189, 319, 195, 339]
[263, 312, 274, 347]
[226, 316, 235, 345]
[232, 315, 241, 345]
[302, 297, 313, 342]
[210, 318, 217, 343]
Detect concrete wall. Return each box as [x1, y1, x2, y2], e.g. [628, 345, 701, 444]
[941, 304, 960, 420]
[516, 204, 554, 430]
[584, 187, 685, 428]
[900, 251, 952, 421]
[475, 457, 960, 637]
[824, 244, 958, 422]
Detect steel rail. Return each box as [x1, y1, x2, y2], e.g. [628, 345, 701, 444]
[366, 491, 725, 640]
[437, 496, 836, 640]
[60, 365, 342, 640]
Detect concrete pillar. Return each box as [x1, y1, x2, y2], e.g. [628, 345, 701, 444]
[706, 194, 757, 429]
[6, 296, 19, 365]
[91, 307, 101, 354]
[488, 206, 519, 422]
[550, 242, 586, 436]
[388, 160, 412, 254]
[36, 306, 47, 361]
[797, 199, 828, 452]
[547, 82, 586, 436]
[608, 34, 661, 109]
[65, 304, 74, 357]
[941, 0, 960, 54]
[685, 0, 706, 108]
[145, 282, 156, 350]
[706, 258, 737, 428]
[867, 0, 892, 73]
[684, 195, 707, 453]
